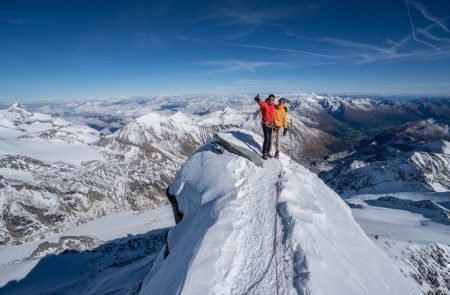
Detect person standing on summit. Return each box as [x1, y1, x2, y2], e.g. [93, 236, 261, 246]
[273, 97, 288, 159]
[254, 94, 275, 160]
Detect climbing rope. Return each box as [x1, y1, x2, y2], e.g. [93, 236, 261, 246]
[273, 159, 283, 295]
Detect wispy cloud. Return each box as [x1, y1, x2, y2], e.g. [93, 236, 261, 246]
[405, 2, 440, 51]
[392, 81, 450, 87]
[195, 59, 287, 73]
[136, 33, 163, 46]
[234, 79, 288, 85]
[217, 79, 299, 90]
[406, 0, 449, 32]
[194, 6, 292, 27]
[221, 41, 334, 58]
[191, 3, 317, 40]
[417, 28, 450, 44]
[282, 1, 450, 65]
[179, 1, 449, 68]
[176, 35, 210, 43]
[0, 17, 30, 25]
[316, 37, 396, 56]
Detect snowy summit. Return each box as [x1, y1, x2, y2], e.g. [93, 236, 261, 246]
[140, 129, 419, 294]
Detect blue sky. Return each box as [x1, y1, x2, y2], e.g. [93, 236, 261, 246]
[1, 0, 450, 101]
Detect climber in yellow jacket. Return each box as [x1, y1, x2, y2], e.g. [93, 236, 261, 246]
[273, 97, 288, 159]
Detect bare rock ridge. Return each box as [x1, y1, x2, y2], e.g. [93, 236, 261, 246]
[213, 132, 264, 167]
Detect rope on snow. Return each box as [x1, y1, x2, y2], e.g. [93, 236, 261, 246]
[273, 159, 283, 295]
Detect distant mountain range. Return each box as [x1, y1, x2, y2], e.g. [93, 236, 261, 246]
[1, 95, 449, 294]
[2, 96, 450, 245]
[30, 94, 450, 159]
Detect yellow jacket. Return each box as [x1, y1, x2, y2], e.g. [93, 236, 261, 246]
[274, 104, 287, 128]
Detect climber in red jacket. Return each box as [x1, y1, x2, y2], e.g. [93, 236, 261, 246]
[254, 94, 275, 160]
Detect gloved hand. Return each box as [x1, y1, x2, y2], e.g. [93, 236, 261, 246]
[283, 128, 288, 136]
[284, 106, 288, 112]
[254, 94, 260, 102]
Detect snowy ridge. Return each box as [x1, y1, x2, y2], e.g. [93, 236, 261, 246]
[140, 129, 418, 294]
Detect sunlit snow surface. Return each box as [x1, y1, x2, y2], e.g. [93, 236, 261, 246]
[140, 129, 418, 294]
[0, 206, 175, 294]
[346, 192, 450, 294]
[0, 104, 103, 165]
[0, 98, 447, 293]
[0, 168, 34, 182]
[347, 192, 450, 244]
[0, 140, 103, 165]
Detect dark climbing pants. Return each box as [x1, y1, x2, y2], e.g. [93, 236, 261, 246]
[262, 124, 273, 154]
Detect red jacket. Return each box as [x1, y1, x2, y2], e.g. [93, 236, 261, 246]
[257, 100, 275, 125]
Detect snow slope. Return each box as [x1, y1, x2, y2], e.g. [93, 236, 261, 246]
[0, 206, 174, 294]
[346, 192, 450, 294]
[0, 103, 103, 165]
[140, 129, 418, 294]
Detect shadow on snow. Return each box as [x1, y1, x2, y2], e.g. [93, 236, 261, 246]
[0, 228, 170, 295]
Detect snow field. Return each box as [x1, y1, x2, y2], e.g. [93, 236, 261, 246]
[141, 133, 284, 294]
[0, 206, 175, 289]
[0, 103, 103, 165]
[346, 193, 450, 244]
[141, 130, 419, 294]
[279, 157, 419, 294]
[0, 168, 35, 182]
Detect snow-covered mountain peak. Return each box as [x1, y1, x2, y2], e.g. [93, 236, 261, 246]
[443, 140, 450, 154]
[201, 107, 250, 127]
[7, 102, 31, 115]
[141, 129, 418, 294]
[135, 111, 196, 131]
[1, 103, 67, 130]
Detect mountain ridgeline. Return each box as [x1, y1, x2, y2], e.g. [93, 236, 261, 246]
[0, 95, 449, 294]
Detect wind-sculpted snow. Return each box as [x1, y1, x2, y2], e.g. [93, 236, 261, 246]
[278, 161, 418, 294]
[140, 129, 418, 294]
